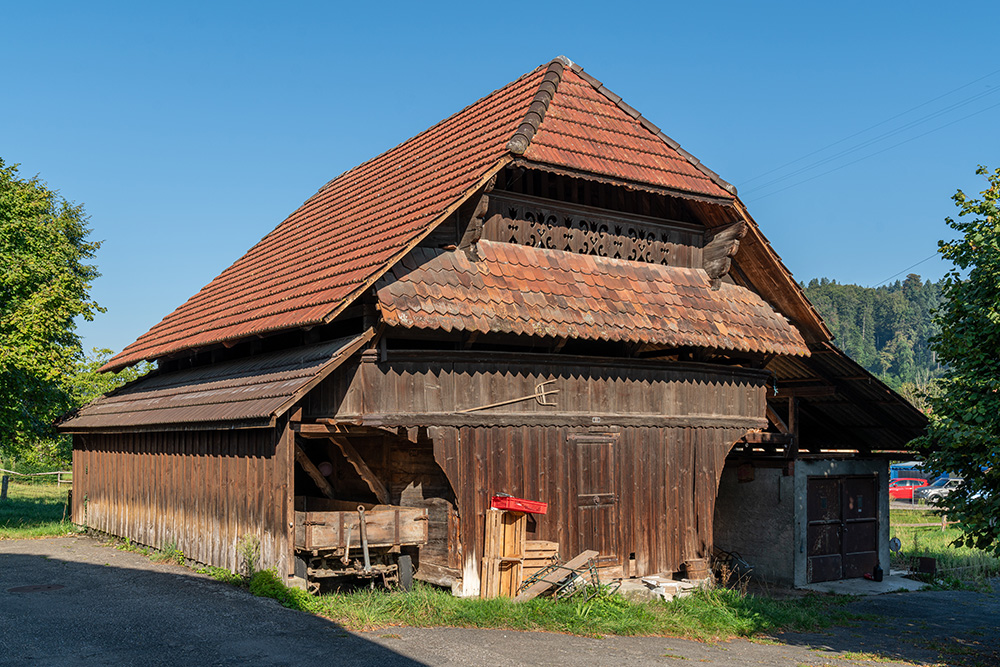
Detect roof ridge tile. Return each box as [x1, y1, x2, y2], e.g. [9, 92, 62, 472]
[507, 58, 566, 155]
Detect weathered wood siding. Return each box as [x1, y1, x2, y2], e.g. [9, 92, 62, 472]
[308, 351, 770, 429]
[433, 425, 746, 593]
[72, 426, 293, 575]
[307, 350, 768, 592]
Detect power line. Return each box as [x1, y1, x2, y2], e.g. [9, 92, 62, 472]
[871, 253, 940, 288]
[741, 66, 1000, 188]
[743, 84, 1000, 195]
[748, 97, 1000, 200]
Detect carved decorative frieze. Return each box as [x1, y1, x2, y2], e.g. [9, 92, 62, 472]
[483, 193, 702, 267]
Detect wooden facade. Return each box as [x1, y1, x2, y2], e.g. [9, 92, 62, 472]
[63, 58, 906, 594]
[72, 426, 294, 576]
[293, 350, 769, 594]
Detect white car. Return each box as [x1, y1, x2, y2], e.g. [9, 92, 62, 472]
[914, 477, 964, 503]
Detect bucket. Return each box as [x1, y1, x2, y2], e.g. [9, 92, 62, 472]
[683, 558, 711, 581]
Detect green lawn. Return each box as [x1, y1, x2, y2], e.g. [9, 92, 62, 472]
[247, 570, 856, 639]
[0, 482, 80, 539]
[890, 508, 1000, 583]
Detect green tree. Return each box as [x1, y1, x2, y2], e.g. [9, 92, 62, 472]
[0, 159, 103, 459]
[66, 347, 153, 407]
[914, 166, 1000, 555]
[802, 274, 943, 391]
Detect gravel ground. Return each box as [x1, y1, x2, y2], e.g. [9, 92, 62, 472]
[1, 535, 996, 666]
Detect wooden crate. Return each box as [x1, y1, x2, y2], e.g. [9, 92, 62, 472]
[480, 509, 526, 598]
[522, 540, 559, 581]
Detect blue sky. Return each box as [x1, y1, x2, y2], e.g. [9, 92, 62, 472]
[5, 1, 999, 357]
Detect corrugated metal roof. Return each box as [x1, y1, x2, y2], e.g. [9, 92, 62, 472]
[377, 241, 808, 356]
[60, 333, 371, 433]
[102, 58, 746, 373]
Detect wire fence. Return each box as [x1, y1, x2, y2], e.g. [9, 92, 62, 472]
[0, 468, 72, 486]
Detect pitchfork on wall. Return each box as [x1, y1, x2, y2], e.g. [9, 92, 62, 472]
[459, 380, 559, 413]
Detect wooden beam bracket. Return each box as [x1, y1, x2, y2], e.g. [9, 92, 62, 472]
[327, 435, 390, 504]
[294, 442, 336, 500]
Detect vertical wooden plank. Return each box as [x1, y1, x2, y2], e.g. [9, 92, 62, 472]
[133, 435, 141, 545]
[156, 433, 164, 549]
[255, 428, 266, 566]
[192, 432, 203, 565]
[152, 432, 159, 547]
[284, 422, 296, 579]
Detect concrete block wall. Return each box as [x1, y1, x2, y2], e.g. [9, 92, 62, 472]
[713, 465, 796, 586]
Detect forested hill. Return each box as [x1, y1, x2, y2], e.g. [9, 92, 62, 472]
[801, 274, 944, 392]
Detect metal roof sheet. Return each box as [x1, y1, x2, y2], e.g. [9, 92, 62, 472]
[60, 333, 371, 433]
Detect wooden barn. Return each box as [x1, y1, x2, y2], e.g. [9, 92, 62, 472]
[59, 57, 924, 594]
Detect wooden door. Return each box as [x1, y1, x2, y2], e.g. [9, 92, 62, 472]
[570, 432, 619, 568]
[807, 475, 878, 583]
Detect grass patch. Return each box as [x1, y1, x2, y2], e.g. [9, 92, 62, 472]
[890, 508, 1000, 587]
[0, 482, 80, 539]
[149, 540, 186, 566]
[246, 569, 855, 639]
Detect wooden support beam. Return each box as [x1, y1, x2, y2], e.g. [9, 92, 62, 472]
[787, 397, 800, 458]
[741, 432, 794, 445]
[796, 400, 870, 454]
[803, 343, 915, 446]
[294, 442, 336, 500]
[766, 405, 790, 434]
[328, 435, 390, 505]
[773, 384, 837, 398]
[703, 221, 747, 288]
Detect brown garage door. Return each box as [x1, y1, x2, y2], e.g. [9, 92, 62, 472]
[807, 475, 878, 583]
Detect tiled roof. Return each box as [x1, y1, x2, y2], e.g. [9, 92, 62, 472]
[377, 241, 808, 357]
[62, 334, 370, 432]
[103, 58, 744, 372]
[523, 68, 733, 199]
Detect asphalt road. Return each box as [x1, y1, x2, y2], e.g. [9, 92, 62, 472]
[1, 536, 997, 666]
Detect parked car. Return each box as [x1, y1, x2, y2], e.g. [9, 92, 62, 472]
[889, 478, 929, 500]
[913, 477, 964, 503]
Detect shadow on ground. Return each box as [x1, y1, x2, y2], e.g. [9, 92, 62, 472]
[0, 537, 424, 666]
[773, 582, 1000, 667]
[2, 536, 997, 666]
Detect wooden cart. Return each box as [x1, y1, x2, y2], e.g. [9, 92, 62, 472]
[294, 503, 428, 592]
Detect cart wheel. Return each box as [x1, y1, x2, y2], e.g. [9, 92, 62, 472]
[398, 554, 413, 592]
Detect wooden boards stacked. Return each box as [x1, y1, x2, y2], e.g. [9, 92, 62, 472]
[522, 540, 559, 580]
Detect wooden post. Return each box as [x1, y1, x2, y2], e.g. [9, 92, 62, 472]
[1, 475, 8, 500]
[294, 443, 337, 500]
[942, 514, 947, 532]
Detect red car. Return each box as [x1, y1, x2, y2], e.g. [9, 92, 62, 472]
[889, 478, 929, 500]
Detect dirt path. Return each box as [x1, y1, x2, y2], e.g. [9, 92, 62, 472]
[1, 536, 996, 666]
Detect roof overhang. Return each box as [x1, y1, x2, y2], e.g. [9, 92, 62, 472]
[377, 241, 808, 357]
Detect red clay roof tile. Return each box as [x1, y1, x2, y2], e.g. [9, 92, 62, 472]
[377, 241, 807, 356]
[104, 58, 743, 372]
